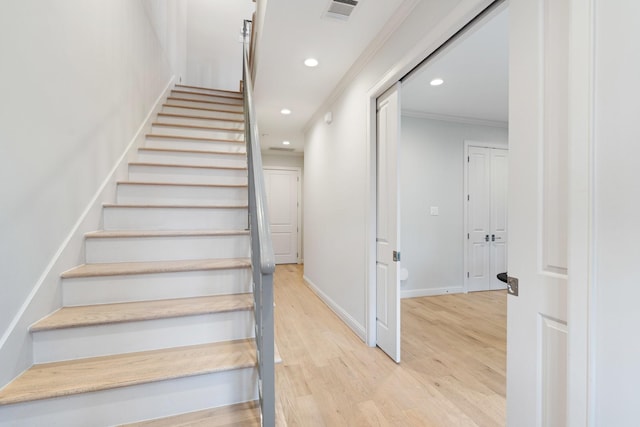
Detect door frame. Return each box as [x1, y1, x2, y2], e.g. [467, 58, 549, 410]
[263, 166, 303, 264]
[463, 140, 508, 293]
[363, 0, 594, 423]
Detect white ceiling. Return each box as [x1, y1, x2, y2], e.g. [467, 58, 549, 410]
[253, 0, 406, 154]
[402, 7, 508, 125]
[253, 2, 509, 155]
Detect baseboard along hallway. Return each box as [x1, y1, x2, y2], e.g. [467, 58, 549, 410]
[274, 264, 506, 426]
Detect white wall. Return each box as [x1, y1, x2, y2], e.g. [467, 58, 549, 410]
[186, 0, 254, 90]
[399, 116, 507, 298]
[593, 1, 640, 424]
[303, 0, 494, 339]
[0, 0, 182, 387]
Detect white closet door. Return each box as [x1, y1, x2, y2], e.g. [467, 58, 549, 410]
[490, 148, 508, 290]
[264, 168, 299, 264]
[466, 145, 508, 292]
[467, 146, 492, 292]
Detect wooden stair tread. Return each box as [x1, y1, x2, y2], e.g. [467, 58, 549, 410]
[85, 229, 249, 239]
[167, 97, 244, 108]
[123, 401, 261, 426]
[162, 104, 244, 115]
[138, 147, 246, 156]
[171, 89, 243, 102]
[129, 161, 247, 171]
[146, 133, 245, 144]
[31, 293, 254, 331]
[61, 258, 251, 278]
[103, 203, 247, 209]
[152, 122, 244, 133]
[175, 84, 242, 97]
[157, 112, 244, 124]
[118, 181, 248, 188]
[0, 339, 256, 405]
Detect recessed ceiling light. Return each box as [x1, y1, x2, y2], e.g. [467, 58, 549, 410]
[280, 108, 291, 115]
[430, 78, 444, 86]
[304, 58, 319, 67]
[282, 141, 291, 145]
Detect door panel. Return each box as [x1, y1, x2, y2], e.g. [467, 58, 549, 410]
[375, 83, 401, 363]
[507, 0, 569, 424]
[490, 148, 508, 290]
[467, 146, 507, 291]
[467, 146, 491, 291]
[264, 168, 299, 264]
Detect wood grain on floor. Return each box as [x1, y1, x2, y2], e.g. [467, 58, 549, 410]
[274, 264, 506, 427]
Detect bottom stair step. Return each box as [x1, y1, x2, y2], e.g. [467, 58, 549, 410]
[0, 340, 259, 426]
[123, 400, 261, 426]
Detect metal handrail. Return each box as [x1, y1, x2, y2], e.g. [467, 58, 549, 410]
[242, 19, 276, 427]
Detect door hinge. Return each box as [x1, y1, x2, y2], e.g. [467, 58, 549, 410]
[467, 155, 470, 163]
[467, 272, 470, 278]
[393, 251, 401, 262]
[467, 194, 470, 201]
[467, 233, 470, 239]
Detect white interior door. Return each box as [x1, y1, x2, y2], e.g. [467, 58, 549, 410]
[490, 148, 508, 290]
[467, 146, 491, 292]
[507, 0, 569, 425]
[466, 145, 508, 292]
[264, 168, 299, 264]
[375, 83, 401, 363]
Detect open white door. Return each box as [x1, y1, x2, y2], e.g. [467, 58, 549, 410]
[375, 83, 401, 363]
[507, 0, 569, 425]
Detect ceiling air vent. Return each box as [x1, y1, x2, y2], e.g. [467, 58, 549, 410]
[324, 0, 358, 21]
[269, 147, 295, 152]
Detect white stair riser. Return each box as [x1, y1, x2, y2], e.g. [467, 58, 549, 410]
[162, 105, 243, 120]
[85, 234, 250, 263]
[33, 310, 254, 363]
[103, 206, 248, 230]
[128, 164, 247, 185]
[167, 98, 243, 112]
[137, 149, 246, 168]
[170, 91, 243, 105]
[150, 124, 244, 141]
[175, 86, 243, 98]
[0, 368, 258, 427]
[117, 183, 248, 205]
[156, 114, 244, 130]
[63, 268, 252, 306]
[145, 136, 246, 153]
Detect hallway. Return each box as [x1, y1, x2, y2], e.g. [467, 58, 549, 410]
[274, 264, 506, 426]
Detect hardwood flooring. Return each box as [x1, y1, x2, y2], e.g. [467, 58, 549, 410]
[275, 264, 506, 427]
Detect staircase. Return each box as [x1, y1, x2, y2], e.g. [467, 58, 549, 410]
[0, 85, 276, 426]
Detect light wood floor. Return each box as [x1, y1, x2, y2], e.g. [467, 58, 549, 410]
[275, 264, 506, 427]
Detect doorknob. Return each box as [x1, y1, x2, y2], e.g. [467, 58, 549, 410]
[491, 234, 495, 242]
[485, 235, 489, 242]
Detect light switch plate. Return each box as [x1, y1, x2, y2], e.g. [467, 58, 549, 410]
[430, 207, 439, 216]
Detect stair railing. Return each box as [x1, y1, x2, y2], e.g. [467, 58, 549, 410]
[242, 19, 276, 427]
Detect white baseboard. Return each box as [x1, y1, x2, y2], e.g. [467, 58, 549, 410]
[401, 286, 465, 299]
[0, 76, 176, 388]
[302, 275, 366, 342]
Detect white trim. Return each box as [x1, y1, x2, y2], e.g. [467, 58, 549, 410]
[0, 76, 175, 388]
[401, 286, 465, 299]
[402, 109, 508, 129]
[303, 275, 366, 341]
[566, 0, 595, 424]
[263, 166, 303, 264]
